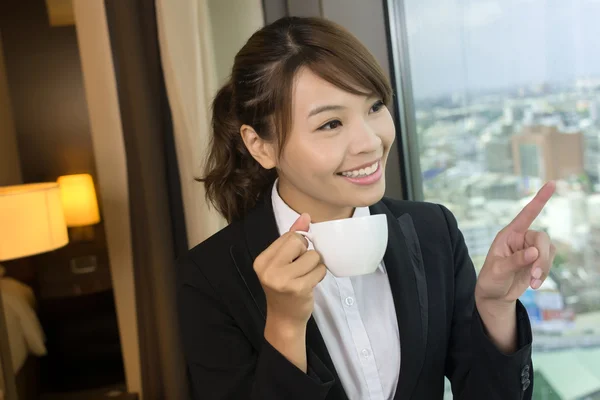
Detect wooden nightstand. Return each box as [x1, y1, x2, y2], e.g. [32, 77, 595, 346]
[34, 224, 125, 392]
[39, 289, 126, 392]
[40, 385, 137, 400]
[35, 226, 112, 300]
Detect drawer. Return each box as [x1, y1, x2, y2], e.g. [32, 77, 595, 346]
[37, 245, 111, 285]
[39, 267, 112, 299]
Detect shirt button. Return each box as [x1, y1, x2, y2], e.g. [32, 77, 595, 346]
[345, 297, 355, 306]
[361, 348, 371, 358]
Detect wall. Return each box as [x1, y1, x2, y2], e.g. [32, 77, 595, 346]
[1, 0, 134, 393]
[207, 0, 264, 85]
[72, 0, 141, 397]
[0, 0, 96, 183]
[71, 0, 268, 396]
[0, 34, 22, 186]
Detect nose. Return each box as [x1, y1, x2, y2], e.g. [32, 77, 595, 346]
[348, 119, 382, 156]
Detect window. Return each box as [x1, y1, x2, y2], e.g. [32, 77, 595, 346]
[387, 0, 600, 398]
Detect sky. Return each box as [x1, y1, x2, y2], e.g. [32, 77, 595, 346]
[404, 0, 600, 99]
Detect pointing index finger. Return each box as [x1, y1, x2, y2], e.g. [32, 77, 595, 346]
[509, 181, 556, 233]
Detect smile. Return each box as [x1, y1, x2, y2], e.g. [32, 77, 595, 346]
[339, 161, 380, 178]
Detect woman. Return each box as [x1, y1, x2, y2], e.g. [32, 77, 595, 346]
[177, 16, 555, 400]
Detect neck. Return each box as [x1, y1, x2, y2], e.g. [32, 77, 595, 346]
[277, 180, 354, 223]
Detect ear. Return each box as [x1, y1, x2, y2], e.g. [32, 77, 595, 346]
[240, 124, 277, 169]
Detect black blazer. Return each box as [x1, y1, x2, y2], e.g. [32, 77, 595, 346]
[176, 195, 534, 400]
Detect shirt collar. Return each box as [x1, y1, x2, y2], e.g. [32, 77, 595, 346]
[271, 180, 386, 273]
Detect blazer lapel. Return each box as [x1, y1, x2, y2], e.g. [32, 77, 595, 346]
[370, 201, 428, 400]
[306, 317, 349, 400]
[230, 196, 278, 322]
[230, 195, 348, 400]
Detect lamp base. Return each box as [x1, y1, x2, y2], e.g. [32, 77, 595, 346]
[69, 226, 95, 242]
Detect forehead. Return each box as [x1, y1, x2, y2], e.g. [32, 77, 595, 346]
[291, 68, 369, 114]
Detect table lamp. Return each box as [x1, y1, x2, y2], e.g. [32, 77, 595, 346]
[57, 173, 101, 242]
[0, 183, 69, 400]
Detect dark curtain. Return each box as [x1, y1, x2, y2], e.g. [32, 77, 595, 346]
[103, 0, 189, 398]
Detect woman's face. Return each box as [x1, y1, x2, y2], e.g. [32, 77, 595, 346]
[274, 68, 396, 222]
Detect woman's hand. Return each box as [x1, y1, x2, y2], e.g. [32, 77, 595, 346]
[475, 181, 556, 352]
[476, 181, 556, 303]
[254, 213, 327, 371]
[255, 212, 327, 326]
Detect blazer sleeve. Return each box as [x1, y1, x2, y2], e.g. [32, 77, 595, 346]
[440, 205, 534, 400]
[177, 255, 335, 400]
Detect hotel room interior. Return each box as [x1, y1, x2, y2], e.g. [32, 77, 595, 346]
[0, 0, 269, 398]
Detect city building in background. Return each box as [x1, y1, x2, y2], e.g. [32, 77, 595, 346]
[512, 125, 584, 182]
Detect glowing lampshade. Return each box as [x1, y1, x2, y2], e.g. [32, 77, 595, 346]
[57, 174, 101, 227]
[0, 183, 69, 261]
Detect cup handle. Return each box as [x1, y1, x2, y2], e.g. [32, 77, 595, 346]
[294, 230, 314, 246]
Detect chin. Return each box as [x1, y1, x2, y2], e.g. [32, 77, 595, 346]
[352, 181, 386, 207]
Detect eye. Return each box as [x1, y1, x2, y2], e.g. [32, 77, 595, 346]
[318, 120, 343, 131]
[370, 100, 385, 114]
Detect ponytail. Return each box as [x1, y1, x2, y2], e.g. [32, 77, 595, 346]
[199, 81, 276, 223]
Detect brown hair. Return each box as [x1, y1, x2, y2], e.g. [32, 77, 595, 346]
[199, 17, 392, 223]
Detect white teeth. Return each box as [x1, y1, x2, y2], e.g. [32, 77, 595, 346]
[341, 161, 379, 178]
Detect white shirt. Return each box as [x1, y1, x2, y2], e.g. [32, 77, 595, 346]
[271, 183, 401, 400]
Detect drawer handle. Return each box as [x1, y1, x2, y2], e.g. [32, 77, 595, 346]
[70, 256, 98, 274]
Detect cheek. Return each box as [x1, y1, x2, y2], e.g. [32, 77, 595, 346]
[378, 113, 396, 148]
[281, 139, 343, 177]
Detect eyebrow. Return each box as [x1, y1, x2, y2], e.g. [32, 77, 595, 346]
[307, 104, 346, 118]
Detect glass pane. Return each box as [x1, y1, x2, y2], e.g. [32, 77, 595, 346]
[393, 0, 600, 398]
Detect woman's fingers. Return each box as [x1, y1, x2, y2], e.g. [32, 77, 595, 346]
[293, 263, 327, 293]
[255, 214, 311, 269]
[525, 230, 552, 288]
[497, 247, 538, 275]
[288, 250, 322, 279]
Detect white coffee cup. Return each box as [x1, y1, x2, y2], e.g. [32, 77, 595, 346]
[296, 214, 388, 277]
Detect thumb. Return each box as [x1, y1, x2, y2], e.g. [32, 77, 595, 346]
[289, 213, 311, 233]
[504, 246, 539, 272]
